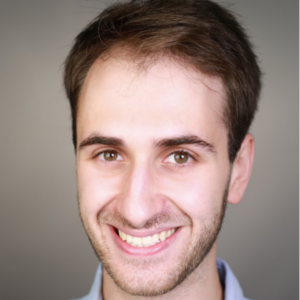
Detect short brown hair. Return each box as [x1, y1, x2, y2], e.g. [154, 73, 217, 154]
[64, 0, 261, 162]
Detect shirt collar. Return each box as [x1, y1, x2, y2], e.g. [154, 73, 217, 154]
[75, 258, 249, 300]
[216, 258, 250, 300]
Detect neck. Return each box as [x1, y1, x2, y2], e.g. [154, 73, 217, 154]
[102, 243, 223, 300]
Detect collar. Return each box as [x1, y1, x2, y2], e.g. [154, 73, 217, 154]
[72, 258, 250, 300]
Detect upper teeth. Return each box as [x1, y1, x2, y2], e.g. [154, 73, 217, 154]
[118, 228, 176, 247]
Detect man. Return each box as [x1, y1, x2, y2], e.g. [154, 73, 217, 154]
[63, 0, 261, 299]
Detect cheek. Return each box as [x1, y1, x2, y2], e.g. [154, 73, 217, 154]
[157, 167, 227, 219]
[77, 163, 122, 216]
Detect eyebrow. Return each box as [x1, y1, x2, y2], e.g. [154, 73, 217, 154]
[153, 135, 216, 153]
[79, 135, 124, 149]
[79, 134, 215, 153]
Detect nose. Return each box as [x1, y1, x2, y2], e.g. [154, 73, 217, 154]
[116, 160, 164, 228]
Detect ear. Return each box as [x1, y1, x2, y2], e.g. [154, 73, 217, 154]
[227, 134, 255, 205]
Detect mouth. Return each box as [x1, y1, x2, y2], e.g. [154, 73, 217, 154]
[117, 228, 177, 247]
[108, 225, 181, 256]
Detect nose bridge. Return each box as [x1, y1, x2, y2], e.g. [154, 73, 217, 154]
[130, 164, 148, 200]
[118, 158, 160, 228]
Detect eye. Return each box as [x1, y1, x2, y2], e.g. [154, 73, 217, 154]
[164, 151, 192, 164]
[98, 150, 122, 161]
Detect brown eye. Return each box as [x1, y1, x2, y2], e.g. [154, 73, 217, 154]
[102, 150, 119, 161]
[174, 152, 189, 164]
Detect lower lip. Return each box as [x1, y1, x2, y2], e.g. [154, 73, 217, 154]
[109, 226, 181, 256]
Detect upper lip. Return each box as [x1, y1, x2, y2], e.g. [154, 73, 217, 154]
[111, 225, 179, 237]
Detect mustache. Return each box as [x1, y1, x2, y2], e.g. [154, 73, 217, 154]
[98, 209, 192, 230]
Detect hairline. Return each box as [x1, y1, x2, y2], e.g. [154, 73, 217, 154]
[75, 45, 230, 149]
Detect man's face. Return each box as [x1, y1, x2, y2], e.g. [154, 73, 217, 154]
[76, 56, 231, 296]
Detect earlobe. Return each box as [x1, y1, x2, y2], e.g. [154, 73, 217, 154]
[227, 134, 255, 205]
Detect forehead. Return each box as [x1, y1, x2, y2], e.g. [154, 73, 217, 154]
[77, 55, 226, 145]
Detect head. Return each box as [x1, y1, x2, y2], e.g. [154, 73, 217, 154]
[64, 0, 261, 162]
[64, 0, 261, 297]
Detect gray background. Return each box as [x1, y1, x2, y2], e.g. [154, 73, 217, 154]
[0, 0, 298, 299]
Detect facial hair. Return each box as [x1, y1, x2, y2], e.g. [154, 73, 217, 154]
[80, 180, 228, 297]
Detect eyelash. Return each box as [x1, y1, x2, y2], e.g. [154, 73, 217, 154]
[93, 149, 122, 160]
[165, 149, 196, 164]
[93, 149, 196, 164]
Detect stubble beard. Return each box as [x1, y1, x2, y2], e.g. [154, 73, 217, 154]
[80, 183, 228, 297]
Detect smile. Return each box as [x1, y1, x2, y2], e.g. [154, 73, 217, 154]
[118, 228, 176, 247]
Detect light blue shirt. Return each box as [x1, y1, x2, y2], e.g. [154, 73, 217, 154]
[72, 258, 250, 300]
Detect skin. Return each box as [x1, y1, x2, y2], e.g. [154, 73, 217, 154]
[76, 55, 254, 300]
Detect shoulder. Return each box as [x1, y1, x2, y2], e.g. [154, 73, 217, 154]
[70, 264, 103, 300]
[217, 258, 252, 300]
